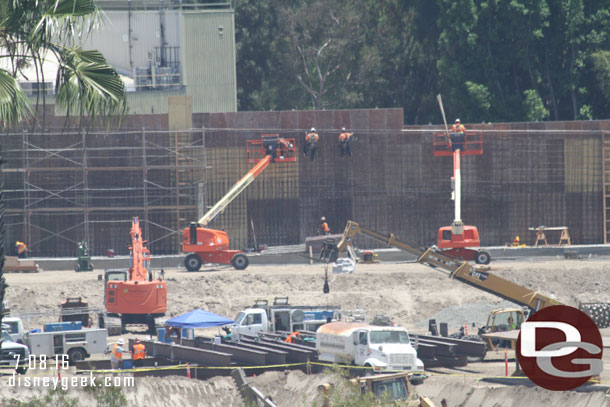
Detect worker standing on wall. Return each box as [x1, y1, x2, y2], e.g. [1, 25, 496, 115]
[450, 118, 466, 151]
[303, 128, 319, 161]
[131, 338, 146, 368]
[338, 127, 354, 157]
[15, 241, 28, 258]
[319, 217, 331, 236]
[110, 338, 124, 369]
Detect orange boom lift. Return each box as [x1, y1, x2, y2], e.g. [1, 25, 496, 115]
[182, 134, 296, 271]
[105, 217, 166, 332]
[433, 95, 490, 264]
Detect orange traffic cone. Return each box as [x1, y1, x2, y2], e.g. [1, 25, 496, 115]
[186, 362, 191, 379]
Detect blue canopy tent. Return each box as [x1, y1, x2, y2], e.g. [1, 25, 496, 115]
[165, 309, 234, 329]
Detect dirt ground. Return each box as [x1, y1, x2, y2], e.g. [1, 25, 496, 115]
[3, 258, 610, 406]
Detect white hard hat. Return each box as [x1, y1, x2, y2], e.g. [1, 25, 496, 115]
[455, 118, 460, 123]
[117, 338, 124, 345]
[321, 216, 326, 221]
[342, 127, 346, 131]
[310, 127, 316, 132]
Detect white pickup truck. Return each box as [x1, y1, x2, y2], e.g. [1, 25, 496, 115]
[316, 322, 424, 377]
[1, 326, 29, 374]
[232, 297, 340, 338]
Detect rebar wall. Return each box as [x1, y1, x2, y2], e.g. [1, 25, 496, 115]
[2, 109, 608, 256]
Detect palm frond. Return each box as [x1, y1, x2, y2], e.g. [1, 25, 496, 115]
[55, 47, 127, 121]
[0, 69, 31, 127]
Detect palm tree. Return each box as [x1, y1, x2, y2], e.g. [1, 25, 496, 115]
[0, 0, 127, 333]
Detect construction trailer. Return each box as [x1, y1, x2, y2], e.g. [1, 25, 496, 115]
[182, 134, 296, 271]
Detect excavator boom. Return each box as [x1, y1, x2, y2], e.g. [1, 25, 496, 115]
[338, 221, 560, 312]
[198, 155, 272, 226]
[129, 217, 150, 281]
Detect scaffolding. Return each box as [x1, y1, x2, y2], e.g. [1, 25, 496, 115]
[2, 129, 206, 257]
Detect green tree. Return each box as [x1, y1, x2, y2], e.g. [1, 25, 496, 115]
[0, 0, 126, 332]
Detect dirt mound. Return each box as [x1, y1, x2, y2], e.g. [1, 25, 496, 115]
[421, 376, 608, 407]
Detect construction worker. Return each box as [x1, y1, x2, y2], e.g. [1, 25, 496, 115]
[110, 338, 124, 369]
[451, 118, 466, 133]
[131, 338, 146, 368]
[284, 331, 301, 344]
[338, 127, 354, 157]
[450, 119, 466, 151]
[15, 241, 28, 258]
[319, 217, 330, 236]
[512, 236, 520, 247]
[303, 128, 319, 161]
[278, 137, 294, 160]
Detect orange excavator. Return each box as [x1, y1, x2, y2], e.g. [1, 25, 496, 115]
[433, 95, 490, 264]
[182, 134, 296, 272]
[104, 217, 167, 333]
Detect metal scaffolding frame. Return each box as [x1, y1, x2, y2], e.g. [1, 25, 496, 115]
[2, 128, 207, 257]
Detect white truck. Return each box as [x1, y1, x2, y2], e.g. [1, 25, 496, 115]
[1, 327, 29, 374]
[3, 316, 25, 343]
[26, 328, 107, 364]
[232, 297, 341, 338]
[316, 322, 424, 376]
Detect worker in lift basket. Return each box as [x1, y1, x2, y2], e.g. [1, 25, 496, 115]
[110, 338, 125, 369]
[450, 118, 466, 151]
[319, 217, 331, 236]
[131, 338, 146, 368]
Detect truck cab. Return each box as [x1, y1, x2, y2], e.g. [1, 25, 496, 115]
[3, 316, 25, 343]
[1, 327, 29, 374]
[317, 322, 424, 376]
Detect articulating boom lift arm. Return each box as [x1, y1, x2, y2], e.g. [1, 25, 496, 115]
[198, 155, 273, 226]
[337, 221, 560, 312]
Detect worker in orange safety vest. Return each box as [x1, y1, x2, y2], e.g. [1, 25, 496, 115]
[15, 241, 28, 258]
[304, 128, 319, 161]
[284, 331, 301, 344]
[131, 338, 146, 368]
[110, 338, 124, 369]
[319, 217, 330, 236]
[338, 127, 354, 157]
[449, 118, 467, 152]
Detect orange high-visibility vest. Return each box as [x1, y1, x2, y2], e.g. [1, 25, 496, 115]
[285, 331, 300, 343]
[133, 343, 146, 360]
[111, 344, 123, 362]
[321, 222, 330, 233]
[16, 241, 27, 254]
[339, 132, 351, 142]
[451, 124, 466, 133]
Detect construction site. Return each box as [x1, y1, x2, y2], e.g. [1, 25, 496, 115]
[3, 107, 610, 407]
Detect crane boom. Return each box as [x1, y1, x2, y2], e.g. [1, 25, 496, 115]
[198, 155, 272, 226]
[337, 221, 560, 312]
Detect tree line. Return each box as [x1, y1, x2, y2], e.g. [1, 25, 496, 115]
[233, 0, 610, 124]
